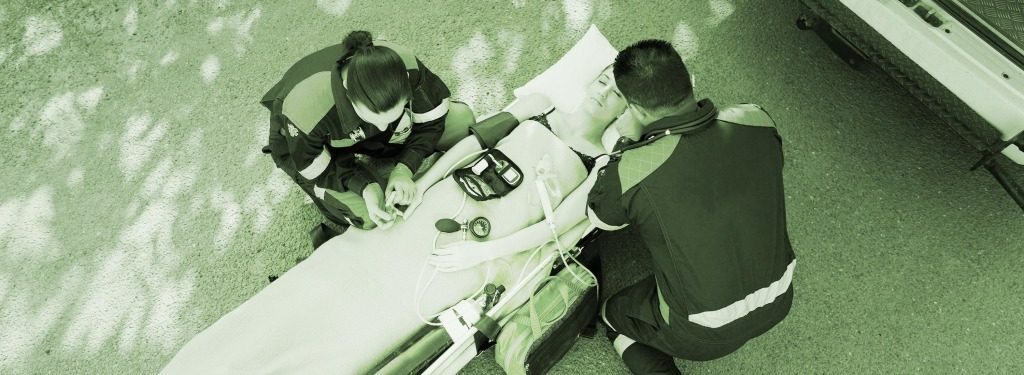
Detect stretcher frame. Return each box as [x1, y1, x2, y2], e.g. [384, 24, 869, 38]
[368, 222, 597, 375]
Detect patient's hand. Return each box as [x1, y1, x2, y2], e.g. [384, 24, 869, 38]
[430, 241, 489, 272]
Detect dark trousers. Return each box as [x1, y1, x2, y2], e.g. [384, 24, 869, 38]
[267, 125, 368, 230]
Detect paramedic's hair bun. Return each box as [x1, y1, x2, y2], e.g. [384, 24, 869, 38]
[344, 30, 374, 50]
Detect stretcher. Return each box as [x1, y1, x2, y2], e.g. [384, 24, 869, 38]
[368, 25, 618, 374]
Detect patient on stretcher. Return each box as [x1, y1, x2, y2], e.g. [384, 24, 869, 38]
[162, 28, 625, 374]
[408, 65, 633, 273]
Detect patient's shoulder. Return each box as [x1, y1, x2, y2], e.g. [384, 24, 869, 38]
[506, 93, 554, 122]
[717, 103, 775, 128]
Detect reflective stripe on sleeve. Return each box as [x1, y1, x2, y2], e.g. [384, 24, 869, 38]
[299, 148, 331, 180]
[586, 206, 628, 231]
[687, 259, 796, 329]
[410, 98, 450, 123]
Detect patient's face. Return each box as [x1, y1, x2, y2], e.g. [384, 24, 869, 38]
[582, 67, 627, 122]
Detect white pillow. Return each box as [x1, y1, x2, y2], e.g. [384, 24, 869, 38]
[513, 25, 618, 113]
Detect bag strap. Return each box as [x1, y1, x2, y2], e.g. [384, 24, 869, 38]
[527, 276, 572, 337]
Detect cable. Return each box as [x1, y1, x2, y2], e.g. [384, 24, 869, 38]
[413, 148, 492, 325]
[515, 243, 547, 285]
[535, 174, 599, 300]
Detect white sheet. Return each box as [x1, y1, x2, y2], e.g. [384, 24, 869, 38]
[161, 122, 589, 374]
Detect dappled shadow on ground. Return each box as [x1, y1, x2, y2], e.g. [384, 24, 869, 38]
[0, 0, 673, 371]
[3, 0, 1021, 374]
[0, 1, 299, 372]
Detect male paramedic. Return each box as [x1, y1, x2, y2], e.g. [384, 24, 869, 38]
[261, 30, 474, 247]
[587, 40, 796, 374]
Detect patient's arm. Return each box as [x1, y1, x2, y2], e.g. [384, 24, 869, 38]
[429, 157, 608, 272]
[409, 95, 554, 214]
[486, 155, 606, 256]
[415, 95, 550, 189]
[416, 134, 483, 191]
[402, 136, 482, 218]
[505, 94, 552, 122]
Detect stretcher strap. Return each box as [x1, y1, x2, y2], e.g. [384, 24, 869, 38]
[474, 316, 501, 341]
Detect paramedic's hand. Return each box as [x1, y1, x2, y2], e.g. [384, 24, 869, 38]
[363, 183, 395, 229]
[430, 241, 488, 272]
[385, 163, 415, 207]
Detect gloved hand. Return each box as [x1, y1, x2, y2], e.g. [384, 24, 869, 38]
[385, 163, 415, 207]
[362, 183, 394, 229]
[399, 183, 427, 219]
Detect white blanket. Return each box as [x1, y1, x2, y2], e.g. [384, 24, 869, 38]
[161, 121, 589, 374]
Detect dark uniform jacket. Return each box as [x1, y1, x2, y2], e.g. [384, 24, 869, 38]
[261, 42, 451, 196]
[587, 100, 796, 344]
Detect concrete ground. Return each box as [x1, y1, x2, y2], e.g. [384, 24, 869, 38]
[1, 0, 1022, 373]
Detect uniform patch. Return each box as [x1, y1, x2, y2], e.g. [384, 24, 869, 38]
[331, 127, 365, 148]
[350, 127, 366, 141]
[388, 111, 413, 144]
[287, 123, 300, 137]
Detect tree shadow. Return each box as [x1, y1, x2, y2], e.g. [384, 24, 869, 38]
[3, 0, 1020, 374]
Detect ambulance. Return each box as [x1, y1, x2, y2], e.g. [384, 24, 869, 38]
[799, 0, 1024, 209]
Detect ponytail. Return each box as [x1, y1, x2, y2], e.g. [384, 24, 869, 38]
[337, 30, 410, 113]
[341, 30, 374, 56]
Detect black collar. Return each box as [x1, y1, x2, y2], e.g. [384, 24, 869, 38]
[642, 98, 717, 138]
[615, 99, 718, 153]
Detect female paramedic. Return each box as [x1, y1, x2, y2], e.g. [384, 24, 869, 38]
[260, 30, 475, 243]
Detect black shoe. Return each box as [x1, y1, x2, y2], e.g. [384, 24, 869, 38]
[261, 145, 272, 154]
[310, 222, 342, 249]
[606, 327, 620, 342]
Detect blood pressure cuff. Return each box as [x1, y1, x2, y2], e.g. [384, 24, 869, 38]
[452, 149, 523, 201]
[469, 112, 519, 149]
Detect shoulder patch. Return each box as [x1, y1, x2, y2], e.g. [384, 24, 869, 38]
[282, 71, 335, 134]
[717, 103, 775, 128]
[618, 135, 680, 193]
